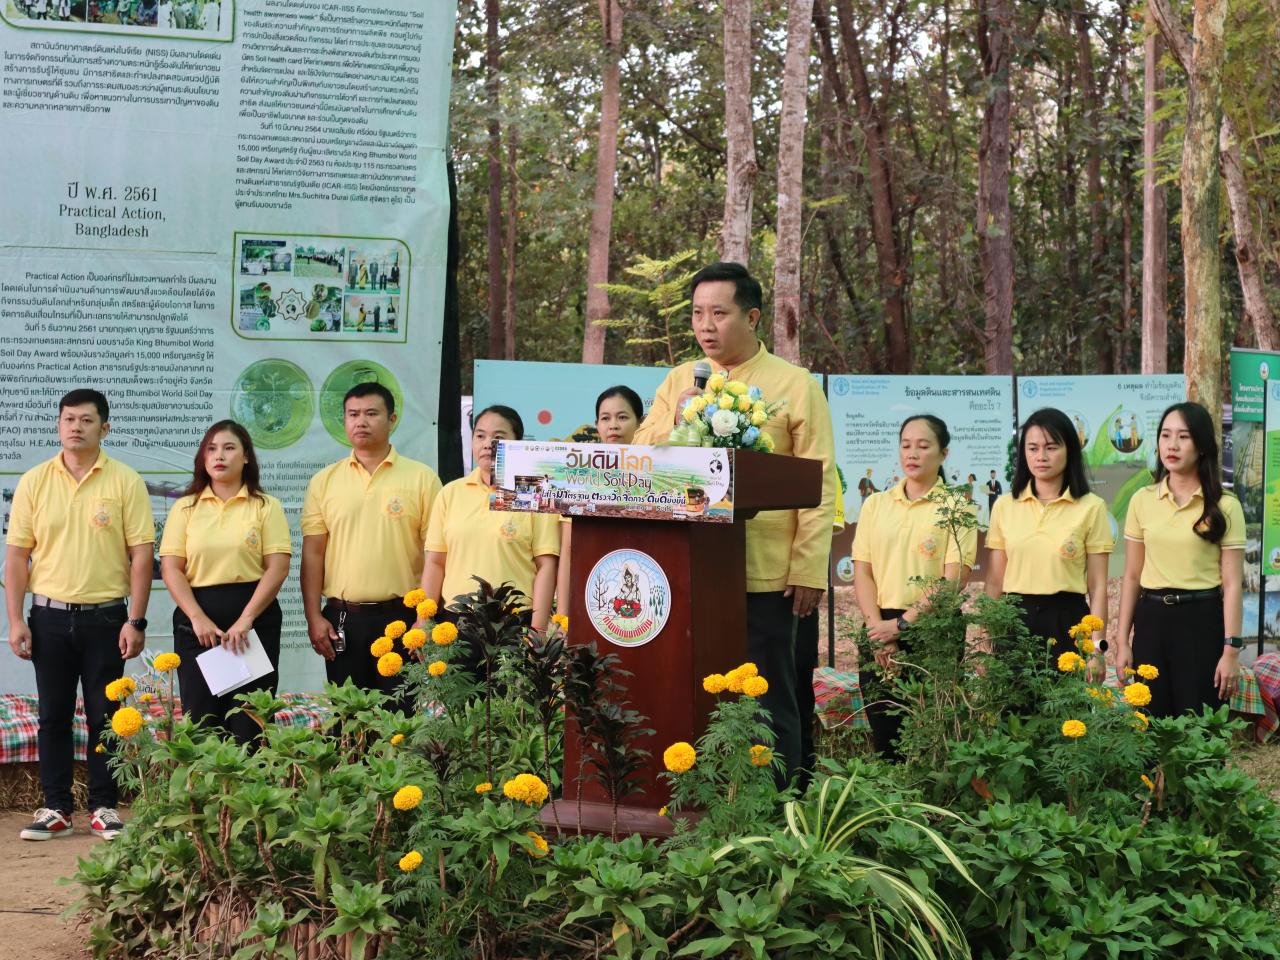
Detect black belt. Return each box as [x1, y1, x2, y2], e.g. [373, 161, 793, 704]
[325, 597, 406, 612]
[32, 594, 126, 612]
[1140, 587, 1222, 606]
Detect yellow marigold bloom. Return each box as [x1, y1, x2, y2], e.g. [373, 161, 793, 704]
[1124, 683, 1152, 708]
[416, 599, 438, 620]
[749, 744, 773, 767]
[475, 782, 493, 794]
[737, 662, 759, 679]
[1141, 774, 1155, 792]
[377, 652, 404, 677]
[725, 669, 745, 694]
[402, 629, 427, 651]
[370, 636, 394, 658]
[1137, 664, 1159, 681]
[1061, 719, 1087, 739]
[742, 676, 769, 698]
[398, 850, 423, 872]
[702, 673, 727, 694]
[392, 785, 423, 811]
[1081, 615, 1105, 633]
[663, 741, 696, 774]
[153, 652, 181, 673]
[1124, 667, 1136, 676]
[105, 677, 134, 702]
[428, 660, 447, 677]
[384, 620, 408, 640]
[502, 773, 549, 806]
[1132, 712, 1150, 731]
[1057, 652, 1084, 673]
[551, 613, 569, 632]
[94, 743, 106, 754]
[1077, 636, 1095, 655]
[1101, 689, 1115, 707]
[138, 693, 155, 703]
[658, 805, 667, 817]
[1086, 687, 1100, 699]
[389, 733, 405, 746]
[111, 706, 143, 738]
[403, 589, 427, 608]
[431, 622, 459, 646]
[524, 831, 549, 858]
[707, 373, 726, 392]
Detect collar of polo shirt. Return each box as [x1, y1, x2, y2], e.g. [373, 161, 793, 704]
[1156, 477, 1203, 503]
[1016, 484, 1076, 504]
[464, 467, 492, 488]
[347, 445, 399, 471]
[198, 484, 249, 503]
[57, 449, 106, 478]
[888, 476, 945, 505]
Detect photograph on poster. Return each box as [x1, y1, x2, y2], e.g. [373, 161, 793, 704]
[343, 295, 400, 335]
[4, 0, 234, 35]
[5, 0, 83, 23]
[239, 238, 292, 277]
[345, 244, 403, 294]
[292, 241, 345, 279]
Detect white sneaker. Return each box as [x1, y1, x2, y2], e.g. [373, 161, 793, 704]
[90, 807, 124, 841]
[20, 807, 73, 841]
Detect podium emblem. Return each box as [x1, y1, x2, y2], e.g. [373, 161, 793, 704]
[585, 549, 670, 647]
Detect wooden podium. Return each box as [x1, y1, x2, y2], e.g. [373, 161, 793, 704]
[537, 448, 823, 838]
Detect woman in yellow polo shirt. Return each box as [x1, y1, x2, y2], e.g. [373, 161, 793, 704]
[853, 414, 977, 759]
[160, 420, 291, 743]
[984, 407, 1113, 662]
[1114, 402, 1244, 717]
[423, 405, 560, 634]
[555, 385, 645, 608]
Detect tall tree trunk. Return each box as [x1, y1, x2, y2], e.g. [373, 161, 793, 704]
[721, 0, 757, 265]
[1149, 0, 1278, 354]
[976, 0, 1014, 374]
[1075, 9, 1112, 372]
[485, 0, 504, 359]
[1141, 10, 1168, 374]
[772, 0, 815, 364]
[581, 0, 623, 364]
[503, 130, 518, 361]
[1119, 38, 1135, 374]
[1177, 0, 1227, 426]
[833, 0, 910, 372]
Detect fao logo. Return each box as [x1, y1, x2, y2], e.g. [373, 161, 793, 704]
[1021, 380, 1039, 398]
[1271, 382, 1280, 402]
[832, 377, 850, 396]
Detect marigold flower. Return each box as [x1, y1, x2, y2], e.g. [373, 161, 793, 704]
[702, 673, 727, 694]
[402, 629, 427, 651]
[94, 743, 106, 754]
[416, 599, 438, 620]
[1077, 636, 1095, 655]
[724, 669, 746, 694]
[1123, 667, 1136, 676]
[658, 805, 668, 817]
[431, 622, 459, 646]
[111, 706, 144, 738]
[663, 741, 696, 774]
[524, 831, 549, 858]
[502, 773, 549, 806]
[377, 652, 404, 677]
[1137, 664, 1159, 681]
[1100, 689, 1115, 707]
[428, 660, 447, 677]
[384, 620, 408, 640]
[749, 744, 773, 767]
[550, 613, 569, 632]
[370, 636, 393, 658]
[392, 785, 423, 810]
[1141, 774, 1155, 792]
[475, 782, 493, 794]
[403, 589, 428, 609]
[1086, 687, 1101, 699]
[742, 676, 769, 698]
[105, 677, 135, 702]
[1081, 615, 1105, 633]
[138, 693, 155, 703]
[389, 733, 405, 746]
[153, 652, 181, 673]
[1061, 719, 1087, 738]
[1132, 712, 1150, 731]
[736, 662, 759, 679]
[1057, 652, 1085, 673]
[1123, 682, 1152, 708]
[398, 850, 423, 872]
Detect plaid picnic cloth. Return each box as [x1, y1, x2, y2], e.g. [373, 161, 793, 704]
[812, 666, 869, 731]
[1251, 653, 1280, 741]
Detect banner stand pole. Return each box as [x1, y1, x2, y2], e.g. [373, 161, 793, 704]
[827, 578, 835, 668]
[1260, 373, 1268, 658]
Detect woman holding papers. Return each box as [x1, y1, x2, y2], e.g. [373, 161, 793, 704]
[555, 385, 645, 609]
[160, 420, 291, 743]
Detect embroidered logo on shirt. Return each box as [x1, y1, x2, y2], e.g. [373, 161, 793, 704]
[384, 495, 405, 518]
[917, 534, 938, 559]
[244, 530, 260, 549]
[90, 502, 112, 529]
[499, 517, 519, 541]
[1059, 534, 1082, 561]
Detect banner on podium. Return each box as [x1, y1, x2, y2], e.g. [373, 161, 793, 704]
[491, 441, 734, 522]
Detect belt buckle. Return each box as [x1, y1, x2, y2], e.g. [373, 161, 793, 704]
[1162, 593, 1177, 606]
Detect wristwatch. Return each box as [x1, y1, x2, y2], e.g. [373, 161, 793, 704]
[1224, 636, 1243, 649]
[127, 617, 148, 630]
[896, 616, 910, 633]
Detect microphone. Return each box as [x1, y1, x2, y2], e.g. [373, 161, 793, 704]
[693, 360, 712, 391]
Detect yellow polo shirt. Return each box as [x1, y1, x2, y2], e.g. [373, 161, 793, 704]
[6, 451, 154, 604]
[986, 487, 1113, 595]
[634, 341, 838, 591]
[851, 479, 977, 610]
[426, 469, 562, 605]
[300, 448, 442, 601]
[1124, 480, 1245, 589]
[159, 487, 292, 588]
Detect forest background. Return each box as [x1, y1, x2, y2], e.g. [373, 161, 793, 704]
[446, 0, 1279, 420]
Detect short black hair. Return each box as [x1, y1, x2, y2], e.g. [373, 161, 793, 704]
[344, 381, 395, 416]
[595, 385, 644, 421]
[1012, 407, 1090, 499]
[899, 414, 950, 449]
[59, 388, 109, 422]
[473, 404, 524, 440]
[689, 261, 763, 315]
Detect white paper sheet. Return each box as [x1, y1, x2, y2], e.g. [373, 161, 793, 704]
[196, 631, 274, 697]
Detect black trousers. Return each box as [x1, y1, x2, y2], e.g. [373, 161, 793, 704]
[792, 607, 819, 788]
[863, 608, 908, 761]
[1132, 592, 1225, 718]
[1012, 592, 1090, 661]
[29, 603, 126, 812]
[746, 592, 813, 789]
[322, 598, 410, 700]
[173, 582, 281, 745]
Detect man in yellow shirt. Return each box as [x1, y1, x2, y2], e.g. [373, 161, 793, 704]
[301, 382, 442, 696]
[634, 262, 838, 785]
[5, 389, 154, 842]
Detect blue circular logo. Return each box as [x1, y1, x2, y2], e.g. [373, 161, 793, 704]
[585, 549, 670, 647]
[832, 377, 850, 396]
[1270, 382, 1280, 402]
[1021, 380, 1039, 398]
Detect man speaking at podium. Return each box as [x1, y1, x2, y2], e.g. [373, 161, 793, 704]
[634, 261, 837, 786]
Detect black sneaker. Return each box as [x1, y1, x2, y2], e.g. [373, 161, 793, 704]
[90, 807, 125, 841]
[20, 808, 72, 841]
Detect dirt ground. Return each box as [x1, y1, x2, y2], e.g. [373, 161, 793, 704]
[0, 811, 104, 960]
